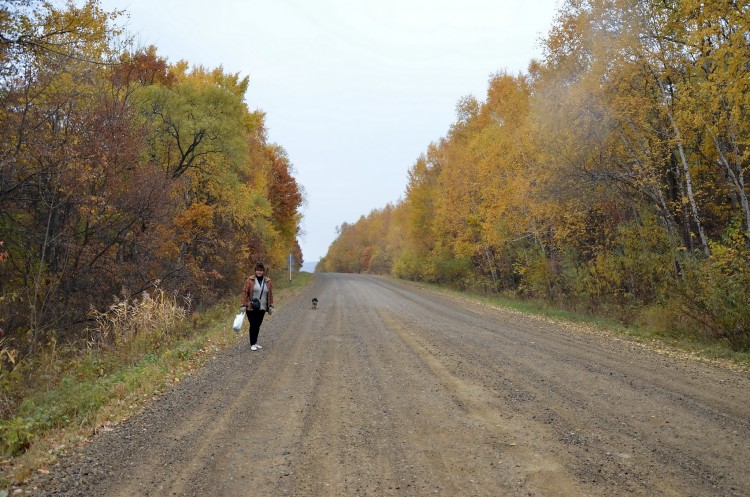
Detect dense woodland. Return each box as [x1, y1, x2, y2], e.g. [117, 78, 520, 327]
[0, 1, 304, 354]
[318, 0, 750, 350]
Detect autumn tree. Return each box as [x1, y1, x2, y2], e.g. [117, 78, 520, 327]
[318, 204, 400, 274]
[267, 145, 304, 270]
[0, 0, 149, 346]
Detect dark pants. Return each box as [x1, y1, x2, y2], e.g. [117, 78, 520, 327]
[246, 310, 266, 345]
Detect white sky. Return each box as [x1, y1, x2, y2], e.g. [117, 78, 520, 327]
[98, 0, 561, 271]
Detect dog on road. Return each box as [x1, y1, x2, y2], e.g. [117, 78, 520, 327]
[312, 298, 318, 310]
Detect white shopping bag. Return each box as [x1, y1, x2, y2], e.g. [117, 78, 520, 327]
[232, 311, 245, 332]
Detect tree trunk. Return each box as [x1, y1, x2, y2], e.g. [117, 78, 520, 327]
[661, 87, 710, 256]
[707, 126, 750, 242]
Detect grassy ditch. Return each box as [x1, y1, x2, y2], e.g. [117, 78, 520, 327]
[0, 272, 314, 486]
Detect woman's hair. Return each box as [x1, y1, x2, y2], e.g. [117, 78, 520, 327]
[255, 262, 265, 271]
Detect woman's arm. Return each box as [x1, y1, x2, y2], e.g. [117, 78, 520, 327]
[242, 277, 253, 307]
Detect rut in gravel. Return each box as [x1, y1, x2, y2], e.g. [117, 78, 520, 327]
[28, 273, 750, 497]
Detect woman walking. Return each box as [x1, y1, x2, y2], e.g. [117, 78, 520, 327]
[241, 263, 274, 351]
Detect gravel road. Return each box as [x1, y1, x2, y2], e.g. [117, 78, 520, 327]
[27, 273, 750, 496]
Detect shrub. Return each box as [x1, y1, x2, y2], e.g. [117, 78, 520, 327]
[0, 416, 35, 456]
[674, 226, 750, 350]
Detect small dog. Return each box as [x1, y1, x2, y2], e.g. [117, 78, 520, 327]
[312, 298, 318, 310]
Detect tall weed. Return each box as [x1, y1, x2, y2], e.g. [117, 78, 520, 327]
[88, 289, 190, 351]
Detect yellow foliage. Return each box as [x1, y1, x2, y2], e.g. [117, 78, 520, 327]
[173, 202, 215, 243]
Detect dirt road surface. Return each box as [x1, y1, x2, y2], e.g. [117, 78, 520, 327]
[29, 274, 749, 496]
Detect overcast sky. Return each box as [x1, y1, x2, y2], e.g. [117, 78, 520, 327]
[98, 0, 562, 271]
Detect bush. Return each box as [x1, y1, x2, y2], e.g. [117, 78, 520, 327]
[514, 247, 559, 302]
[675, 230, 750, 350]
[393, 250, 426, 281]
[433, 254, 472, 288]
[0, 416, 35, 456]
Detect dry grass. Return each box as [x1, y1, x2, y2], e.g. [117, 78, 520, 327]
[88, 289, 191, 350]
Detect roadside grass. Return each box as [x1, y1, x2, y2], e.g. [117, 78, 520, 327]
[398, 278, 750, 370]
[0, 272, 314, 487]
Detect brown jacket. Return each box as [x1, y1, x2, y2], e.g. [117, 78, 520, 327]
[242, 276, 273, 310]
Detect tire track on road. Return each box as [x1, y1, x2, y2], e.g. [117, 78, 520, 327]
[377, 308, 586, 497]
